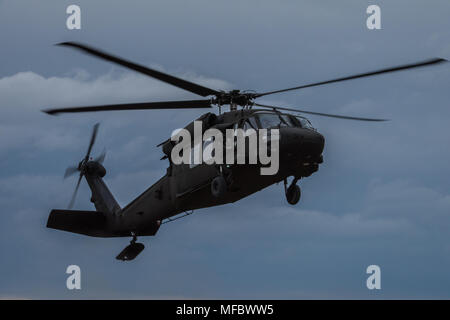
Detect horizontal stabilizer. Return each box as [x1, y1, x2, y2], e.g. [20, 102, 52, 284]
[47, 209, 110, 237]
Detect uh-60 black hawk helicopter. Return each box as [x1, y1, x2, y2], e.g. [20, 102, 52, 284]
[44, 42, 445, 260]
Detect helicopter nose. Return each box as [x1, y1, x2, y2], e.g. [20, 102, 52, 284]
[301, 130, 325, 156]
[280, 128, 325, 157]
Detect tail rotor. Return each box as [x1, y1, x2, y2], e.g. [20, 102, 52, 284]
[64, 123, 105, 209]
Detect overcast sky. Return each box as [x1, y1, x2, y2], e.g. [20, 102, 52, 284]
[1, 0, 450, 299]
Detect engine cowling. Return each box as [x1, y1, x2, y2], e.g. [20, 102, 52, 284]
[161, 112, 218, 157]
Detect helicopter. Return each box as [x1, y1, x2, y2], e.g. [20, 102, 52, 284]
[44, 42, 446, 260]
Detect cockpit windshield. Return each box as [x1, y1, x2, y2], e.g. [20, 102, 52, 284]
[296, 116, 314, 129]
[257, 113, 288, 128]
[248, 112, 314, 130]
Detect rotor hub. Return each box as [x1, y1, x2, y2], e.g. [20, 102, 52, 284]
[213, 90, 255, 108]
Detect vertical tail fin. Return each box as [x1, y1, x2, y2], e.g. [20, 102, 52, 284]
[83, 161, 121, 215]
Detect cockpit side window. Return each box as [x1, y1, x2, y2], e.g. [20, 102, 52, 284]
[242, 116, 258, 131]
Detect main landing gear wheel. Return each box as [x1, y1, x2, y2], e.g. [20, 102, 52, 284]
[211, 175, 227, 198]
[116, 233, 145, 261]
[285, 178, 301, 205]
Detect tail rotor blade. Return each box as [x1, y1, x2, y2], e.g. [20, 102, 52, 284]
[68, 174, 83, 209]
[64, 166, 79, 179]
[94, 150, 106, 164]
[85, 123, 100, 162]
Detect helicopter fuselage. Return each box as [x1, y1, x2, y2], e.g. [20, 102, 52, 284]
[117, 109, 325, 236]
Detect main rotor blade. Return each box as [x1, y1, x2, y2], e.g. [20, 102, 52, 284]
[254, 103, 388, 122]
[43, 99, 212, 115]
[85, 123, 99, 162]
[64, 166, 79, 179]
[68, 173, 83, 209]
[57, 42, 220, 97]
[254, 58, 447, 98]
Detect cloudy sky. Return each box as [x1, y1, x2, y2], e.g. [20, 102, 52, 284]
[1, 0, 450, 299]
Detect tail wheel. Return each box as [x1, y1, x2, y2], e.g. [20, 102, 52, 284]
[211, 175, 227, 198]
[286, 184, 301, 205]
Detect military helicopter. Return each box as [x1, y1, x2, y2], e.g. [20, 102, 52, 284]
[44, 42, 445, 260]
